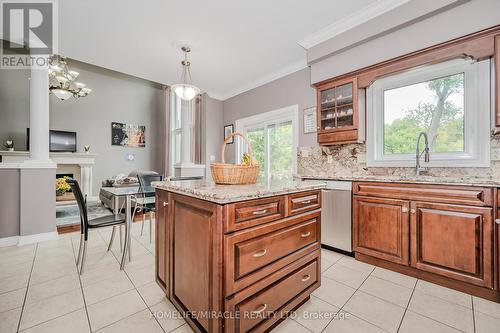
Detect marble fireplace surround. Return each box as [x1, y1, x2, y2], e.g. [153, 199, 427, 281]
[297, 136, 500, 186]
[0, 151, 97, 198]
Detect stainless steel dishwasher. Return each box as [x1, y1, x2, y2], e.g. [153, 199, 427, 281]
[321, 181, 352, 253]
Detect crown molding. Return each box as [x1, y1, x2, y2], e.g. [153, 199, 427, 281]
[208, 59, 308, 101]
[298, 0, 411, 50]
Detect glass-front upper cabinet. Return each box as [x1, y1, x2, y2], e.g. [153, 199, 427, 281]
[317, 78, 357, 132]
[316, 77, 360, 145]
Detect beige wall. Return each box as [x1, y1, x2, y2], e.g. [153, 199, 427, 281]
[222, 68, 316, 163]
[0, 60, 166, 196]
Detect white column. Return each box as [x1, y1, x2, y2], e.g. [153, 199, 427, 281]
[28, 56, 50, 163]
[79, 164, 93, 199]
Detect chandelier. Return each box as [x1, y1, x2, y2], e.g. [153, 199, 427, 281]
[171, 46, 200, 101]
[48, 56, 92, 100]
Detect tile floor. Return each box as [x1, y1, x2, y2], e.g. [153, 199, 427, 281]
[0, 222, 499, 333]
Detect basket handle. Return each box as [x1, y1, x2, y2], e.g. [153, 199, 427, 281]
[221, 132, 255, 165]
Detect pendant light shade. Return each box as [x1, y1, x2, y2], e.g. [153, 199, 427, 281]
[172, 47, 200, 101]
[48, 55, 92, 100]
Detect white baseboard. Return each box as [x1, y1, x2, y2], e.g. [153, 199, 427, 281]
[0, 236, 20, 247]
[17, 231, 59, 246]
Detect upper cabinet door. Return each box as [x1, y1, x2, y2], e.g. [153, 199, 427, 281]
[318, 85, 336, 132]
[410, 201, 493, 288]
[335, 81, 355, 129]
[316, 77, 360, 145]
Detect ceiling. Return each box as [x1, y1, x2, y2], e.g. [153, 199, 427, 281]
[58, 0, 402, 100]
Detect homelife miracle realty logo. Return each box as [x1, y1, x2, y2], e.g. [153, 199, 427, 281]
[1, 0, 58, 68]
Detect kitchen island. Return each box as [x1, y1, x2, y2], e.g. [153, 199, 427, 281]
[152, 179, 325, 333]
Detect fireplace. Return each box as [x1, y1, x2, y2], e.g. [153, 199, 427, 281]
[56, 172, 75, 203]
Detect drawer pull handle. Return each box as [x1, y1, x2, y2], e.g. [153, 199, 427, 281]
[301, 274, 311, 282]
[496, 219, 500, 225]
[300, 231, 311, 238]
[253, 249, 267, 257]
[300, 200, 312, 204]
[252, 303, 267, 315]
[401, 207, 408, 213]
[252, 209, 268, 215]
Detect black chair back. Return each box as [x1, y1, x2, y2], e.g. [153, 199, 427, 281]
[66, 179, 89, 237]
[137, 174, 163, 197]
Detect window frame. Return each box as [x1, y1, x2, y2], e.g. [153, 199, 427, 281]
[366, 59, 491, 167]
[235, 105, 299, 182]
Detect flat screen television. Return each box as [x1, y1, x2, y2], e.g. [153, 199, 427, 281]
[27, 129, 77, 153]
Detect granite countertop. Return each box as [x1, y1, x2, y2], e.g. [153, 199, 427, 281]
[298, 174, 500, 188]
[152, 178, 326, 204]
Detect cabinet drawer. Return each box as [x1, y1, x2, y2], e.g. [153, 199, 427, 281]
[226, 196, 285, 232]
[225, 212, 320, 296]
[287, 191, 321, 216]
[226, 253, 319, 333]
[353, 182, 494, 207]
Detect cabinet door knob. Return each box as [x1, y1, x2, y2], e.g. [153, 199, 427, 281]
[253, 249, 267, 258]
[163, 202, 168, 207]
[402, 207, 409, 213]
[496, 219, 500, 225]
[410, 209, 416, 214]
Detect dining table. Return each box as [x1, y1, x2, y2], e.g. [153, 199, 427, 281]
[99, 185, 155, 269]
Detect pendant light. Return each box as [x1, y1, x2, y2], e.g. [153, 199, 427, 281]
[171, 46, 200, 101]
[48, 55, 92, 100]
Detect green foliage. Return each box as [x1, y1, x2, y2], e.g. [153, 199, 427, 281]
[384, 74, 464, 155]
[244, 123, 293, 182]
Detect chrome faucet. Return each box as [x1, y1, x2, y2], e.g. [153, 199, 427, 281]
[416, 132, 430, 176]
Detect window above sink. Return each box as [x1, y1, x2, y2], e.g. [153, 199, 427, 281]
[366, 59, 491, 168]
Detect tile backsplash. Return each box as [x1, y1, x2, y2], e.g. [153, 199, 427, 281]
[297, 136, 500, 181]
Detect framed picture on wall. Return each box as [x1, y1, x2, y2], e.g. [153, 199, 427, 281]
[224, 124, 234, 144]
[111, 122, 146, 147]
[303, 106, 317, 134]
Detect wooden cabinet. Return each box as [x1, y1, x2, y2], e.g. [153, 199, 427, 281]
[353, 196, 410, 265]
[353, 182, 497, 300]
[155, 190, 169, 294]
[156, 190, 322, 332]
[224, 212, 320, 295]
[410, 201, 493, 288]
[225, 196, 285, 233]
[316, 77, 362, 145]
[168, 193, 224, 333]
[287, 190, 321, 216]
[225, 252, 319, 333]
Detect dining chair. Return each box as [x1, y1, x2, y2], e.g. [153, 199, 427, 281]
[67, 179, 127, 274]
[136, 174, 163, 243]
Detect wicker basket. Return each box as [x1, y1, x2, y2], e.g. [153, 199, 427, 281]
[210, 132, 259, 185]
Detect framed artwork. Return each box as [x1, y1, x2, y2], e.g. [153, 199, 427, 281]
[303, 106, 317, 134]
[111, 122, 146, 147]
[224, 124, 234, 144]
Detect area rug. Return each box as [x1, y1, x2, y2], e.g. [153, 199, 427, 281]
[56, 202, 112, 227]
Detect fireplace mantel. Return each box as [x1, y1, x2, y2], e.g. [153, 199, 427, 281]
[0, 151, 97, 198]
